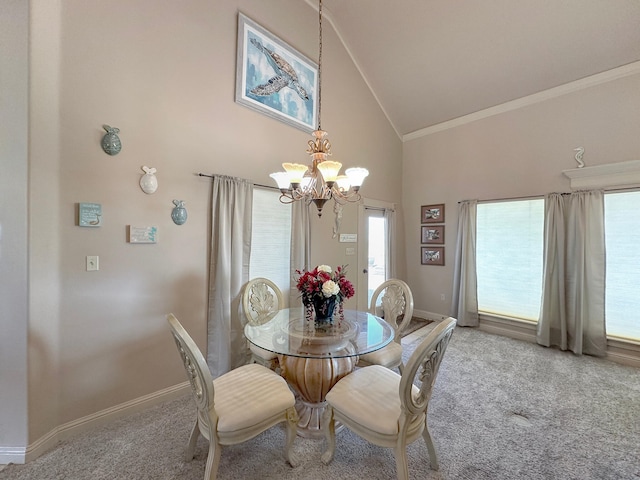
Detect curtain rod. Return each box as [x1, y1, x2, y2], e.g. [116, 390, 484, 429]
[458, 193, 544, 204]
[458, 185, 639, 204]
[196, 173, 277, 191]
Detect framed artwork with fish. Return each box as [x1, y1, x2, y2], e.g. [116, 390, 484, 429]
[235, 13, 318, 133]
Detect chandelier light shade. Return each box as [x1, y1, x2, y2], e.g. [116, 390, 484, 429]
[270, 0, 369, 217]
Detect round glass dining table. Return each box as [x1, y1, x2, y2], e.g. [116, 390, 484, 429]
[244, 307, 394, 438]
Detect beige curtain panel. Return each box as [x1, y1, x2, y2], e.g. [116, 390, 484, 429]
[537, 191, 607, 356]
[207, 175, 253, 376]
[450, 200, 479, 327]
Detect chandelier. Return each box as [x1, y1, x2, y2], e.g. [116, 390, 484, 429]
[270, 0, 369, 217]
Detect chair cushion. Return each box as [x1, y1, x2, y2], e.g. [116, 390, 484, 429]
[358, 341, 403, 368]
[213, 363, 294, 433]
[326, 365, 419, 436]
[249, 343, 278, 360]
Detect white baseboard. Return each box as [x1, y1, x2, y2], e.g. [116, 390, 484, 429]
[415, 309, 640, 369]
[606, 338, 640, 369]
[478, 314, 538, 343]
[478, 313, 640, 368]
[22, 382, 189, 464]
[413, 309, 449, 322]
[0, 447, 27, 465]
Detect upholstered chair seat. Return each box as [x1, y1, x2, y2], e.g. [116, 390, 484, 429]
[212, 363, 294, 435]
[326, 365, 423, 437]
[167, 314, 298, 480]
[323, 317, 457, 480]
[248, 343, 278, 363]
[358, 279, 414, 372]
[359, 341, 404, 370]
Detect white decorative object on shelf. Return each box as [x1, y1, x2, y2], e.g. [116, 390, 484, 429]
[139, 166, 158, 194]
[574, 147, 585, 168]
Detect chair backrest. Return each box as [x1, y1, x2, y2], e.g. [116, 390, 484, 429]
[167, 313, 214, 414]
[369, 279, 414, 342]
[399, 317, 456, 417]
[242, 277, 284, 326]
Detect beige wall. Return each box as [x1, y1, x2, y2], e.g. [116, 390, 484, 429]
[20, 0, 403, 446]
[402, 73, 640, 317]
[1, 0, 29, 457]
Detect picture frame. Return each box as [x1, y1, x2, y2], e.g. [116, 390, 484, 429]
[235, 13, 318, 133]
[78, 202, 102, 227]
[421, 225, 445, 244]
[421, 246, 445, 266]
[421, 203, 445, 224]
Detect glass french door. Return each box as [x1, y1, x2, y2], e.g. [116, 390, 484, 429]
[357, 201, 394, 310]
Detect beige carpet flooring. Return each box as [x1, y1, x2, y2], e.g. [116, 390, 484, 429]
[2, 323, 639, 479]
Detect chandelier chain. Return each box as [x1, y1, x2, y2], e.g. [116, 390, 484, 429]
[318, 0, 323, 130]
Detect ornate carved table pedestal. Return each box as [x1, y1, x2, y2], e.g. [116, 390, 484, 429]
[245, 308, 393, 439]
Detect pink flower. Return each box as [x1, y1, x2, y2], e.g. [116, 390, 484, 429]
[295, 265, 355, 303]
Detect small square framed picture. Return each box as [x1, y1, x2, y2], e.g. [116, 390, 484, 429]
[421, 225, 445, 244]
[421, 203, 445, 223]
[421, 246, 445, 266]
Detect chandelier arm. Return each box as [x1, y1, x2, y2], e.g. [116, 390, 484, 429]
[277, 193, 296, 204]
[331, 187, 362, 202]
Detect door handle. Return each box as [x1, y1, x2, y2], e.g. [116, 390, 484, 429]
[363, 268, 368, 274]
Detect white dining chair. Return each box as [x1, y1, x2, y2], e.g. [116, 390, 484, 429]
[322, 317, 456, 480]
[241, 277, 284, 370]
[167, 313, 298, 480]
[357, 279, 414, 372]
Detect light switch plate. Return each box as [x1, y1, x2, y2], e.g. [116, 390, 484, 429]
[86, 255, 99, 271]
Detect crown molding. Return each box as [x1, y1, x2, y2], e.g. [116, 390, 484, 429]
[404, 61, 640, 142]
[302, 2, 640, 144]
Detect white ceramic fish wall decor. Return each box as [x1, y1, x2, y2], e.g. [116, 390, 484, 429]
[139, 166, 158, 194]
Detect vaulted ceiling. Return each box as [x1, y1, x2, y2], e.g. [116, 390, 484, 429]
[311, 0, 640, 138]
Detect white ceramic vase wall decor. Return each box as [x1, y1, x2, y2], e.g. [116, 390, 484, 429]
[139, 166, 158, 194]
[101, 125, 122, 155]
[171, 200, 188, 225]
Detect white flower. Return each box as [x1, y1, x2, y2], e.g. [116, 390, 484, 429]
[322, 280, 340, 297]
[317, 265, 332, 273]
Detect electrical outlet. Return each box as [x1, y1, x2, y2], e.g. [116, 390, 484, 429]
[86, 255, 99, 271]
[440, 293, 445, 301]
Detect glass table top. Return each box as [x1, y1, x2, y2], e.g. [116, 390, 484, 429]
[244, 308, 394, 359]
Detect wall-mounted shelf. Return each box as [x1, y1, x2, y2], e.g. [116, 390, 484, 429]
[562, 160, 640, 190]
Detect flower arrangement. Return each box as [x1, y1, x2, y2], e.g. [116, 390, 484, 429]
[295, 264, 355, 306]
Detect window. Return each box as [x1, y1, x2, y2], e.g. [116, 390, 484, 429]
[475, 192, 640, 342]
[249, 188, 292, 302]
[604, 191, 640, 341]
[476, 199, 544, 321]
